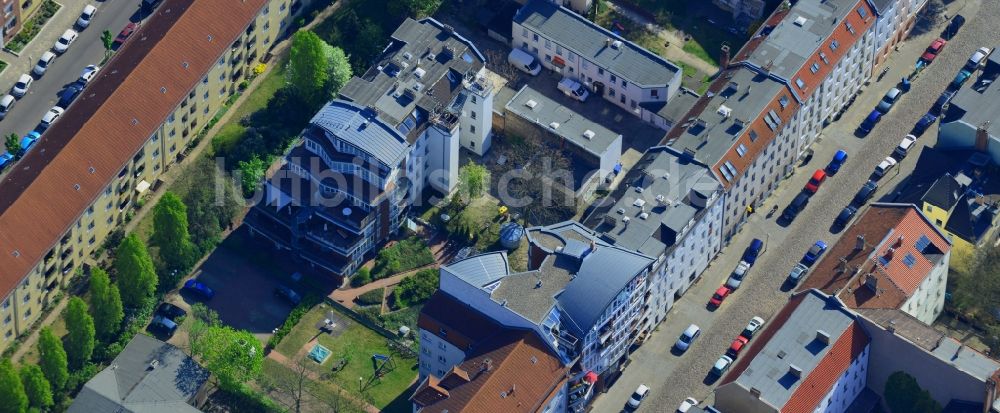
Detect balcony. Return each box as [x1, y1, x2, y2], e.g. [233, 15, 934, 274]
[119, 198, 131, 212]
[44, 265, 57, 279]
[59, 247, 73, 261]
[61, 262, 74, 275]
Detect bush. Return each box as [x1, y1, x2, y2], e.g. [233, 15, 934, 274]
[266, 295, 321, 349]
[65, 362, 100, 394]
[391, 269, 438, 310]
[370, 238, 434, 280]
[355, 288, 384, 306]
[350, 267, 372, 288]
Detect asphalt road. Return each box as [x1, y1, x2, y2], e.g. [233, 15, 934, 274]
[1, 0, 145, 141]
[590, 0, 998, 411]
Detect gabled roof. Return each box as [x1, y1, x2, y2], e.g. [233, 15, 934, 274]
[945, 192, 997, 243]
[0, 0, 267, 297]
[921, 173, 965, 210]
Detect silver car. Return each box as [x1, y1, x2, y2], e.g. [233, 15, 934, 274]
[11, 74, 32, 98]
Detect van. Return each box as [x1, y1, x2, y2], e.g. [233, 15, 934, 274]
[0, 95, 15, 120]
[508, 48, 541, 76]
[782, 193, 810, 222]
[557, 78, 590, 102]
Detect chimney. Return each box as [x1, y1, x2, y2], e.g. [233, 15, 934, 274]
[894, 235, 904, 248]
[720, 45, 731, 69]
[605, 38, 612, 47]
[816, 330, 831, 345]
[884, 247, 895, 262]
[887, 320, 897, 334]
[788, 364, 802, 378]
[750, 387, 762, 398]
[976, 122, 990, 151]
[865, 273, 878, 291]
[855, 234, 866, 251]
[482, 358, 493, 372]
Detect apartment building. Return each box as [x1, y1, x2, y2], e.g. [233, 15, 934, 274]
[0, 0, 310, 353]
[584, 146, 725, 325]
[417, 288, 504, 379]
[869, 0, 926, 69]
[800, 203, 951, 325]
[921, 173, 1000, 257]
[339, 17, 493, 186]
[423, 221, 655, 411]
[2, 0, 41, 44]
[512, 0, 683, 130]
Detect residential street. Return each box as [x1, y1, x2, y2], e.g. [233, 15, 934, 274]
[0, 0, 141, 145]
[590, 0, 997, 411]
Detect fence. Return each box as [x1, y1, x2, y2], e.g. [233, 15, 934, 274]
[323, 297, 418, 359]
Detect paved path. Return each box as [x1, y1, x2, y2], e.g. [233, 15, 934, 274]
[10, 296, 67, 365]
[329, 263, 440, 308]
[605, 0, 718, 75]
[266, 350, 380, 413]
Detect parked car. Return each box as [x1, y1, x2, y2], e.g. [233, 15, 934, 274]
[894, 134, 918, 158]
[57, 83, 84, 108]
[827, 150, 848, 174]
[726, 261, 750, 290]
[741, 316, 765, 340]
[77, 5, 97, 28]
[674, 324, 701, 352]
[274, 285, 302, 306]
[742, 238, 764, 265]
[39, 106, 65, 129]
[920, 38, 947, 63]
[852, 180, 878, 206]
[508, 48, 541, 76]
[32, 52, 56, 76]
[709, 356, 734, 377]
[0, 95, 15, 120]
[0, 152, 13, 171]
[726, 336, 750, 358]
[932, 90, 956, 114]
[876, 88, 902, 113]
[557, 78, 589, 102]
[859, 110, 881, 135]
[709, 286, 732, 309]
[149, 315, 178, 337]
[156, 302, 187, 320]
[787, 263, 809, 285]
[874, 156, 898, 178]
[627, 384, 650, 409]
[951, 69, 973, 89]
[782, 192, 810, 222]
[182, 279, 215, 300]
[804, 169, 827, 193]
[966, 47, 991, 70]
[79, 65, 100, 84]
[834, 205, 858, 228]
[115, 22, 138, 46]
[53, 29, 79, 54]
[912, 113, 938, 136]
[942, 15, 965, 40]
[11, 74, 32, 98]
[678, 397, 700, 413]
[18, 132, 40, 156]
[802, 240, 828, 266]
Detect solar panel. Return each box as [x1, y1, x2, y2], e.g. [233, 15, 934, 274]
[902, 253, 917, 268]
[914, 234, 931, 252]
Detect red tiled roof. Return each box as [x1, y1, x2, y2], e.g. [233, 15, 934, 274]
[0, 0, 265, 296]
[783, 322, 869, 412]
[787, 0, 875, 101]
[418, 292, 503, 351]
[721, 291, 808, 386]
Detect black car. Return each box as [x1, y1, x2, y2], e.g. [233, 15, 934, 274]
[932, 90, 956, 115]
[156, 302, 187, 320]
[852, 180, 878, 206]
[782, 193, 810, 222]
[274, 285, 302, 306]
[835, 205, 858, 228]
[149, 315, 178, 337]
[912, 113, 938, 136]
[942, 15, 965, 40]
[57, 83, 84, 108]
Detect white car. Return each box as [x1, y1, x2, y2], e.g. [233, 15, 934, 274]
[674, 324, 701, 352]
[741, 316, 766, 339]
[53, 29, 78, 54]
[893, 134, 917, 158]
[77, 5, 97, 28]
[79, 65, 100, 84]
[40, 106, 65, 128]
[787, 263, 809, 285]
[710, 355, 734, 377]
[11, 74, 32, 98]
[726, 260, 751, 290]
[0, 95, 15, 120]
[874, 156, 898, 177]
[33, 51, 56, 76]
[678, 397, 699, 412]
[966, 47, 992, 69]
[627, 384, 649, 409]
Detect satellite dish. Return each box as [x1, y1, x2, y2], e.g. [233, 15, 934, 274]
[342, 207, 352, 216]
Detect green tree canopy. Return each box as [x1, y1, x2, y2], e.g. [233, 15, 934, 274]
[191, 324, 263, 392]
[4, 134, 20, 157]
[18, 364, 52, 410]
[64, 297, 96, 368]
[326, 46, 352, 97]
[152, 192, 196, 274]
[114, 233, 157, 308]
[89, 268, 124, 340]
[0, 358, 27, 413]
[181, 157, 241, 255]
[458, 164, 489, 202]
[37, 327, 67, 392]
[101, 30, 114, 58]
[237, 155, 269, 196]
[287, 31, 352, 108]
[393, 268, 439, 308]
[884, 371, 941, 413]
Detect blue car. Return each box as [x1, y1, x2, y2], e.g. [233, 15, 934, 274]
[742, 238, 764, 266]
[0, 152, 12, 171]
[182, 279, 215, 300]
[827, 150, 848, 174]
[859, 110, 881, 135]
[802, 240, 828, 266]
[18, 132, 40, 156]
[913, 113, 938, 136]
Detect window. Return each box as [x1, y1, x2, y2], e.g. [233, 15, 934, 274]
[795, 78, 806, 89]
[736, 144, 747, 157]
[1, 300, 7, 310]
[280, 2, 287, 11]
[471, 141, 475, 149]
[471, 95, 477, 104]
[544, 39, 551, 50]
[522, 41, 528, 49]
[203, 91, 209, 100]
[598, 68, 604, 75]
[621, 80, 627, 88]
[532, 33, 539, 42]
[779, 96, 789, 108]
[857, 6, 868, 19]
[609, 89, 615, 97]
[810, 63, 820, 73]
[438, 342, 446, 350]
[3, 315, 9, 325]
[749, 130, 758, 142]
[438, 356, 446, 363]
[819, 52, 829, 64]
[610, 74, 617, 83]
[470, 111, 476, 119]
[470, 125, 476, 133]
[556, 45, 562, 55]
[830, 40, 840, 51]
[845, 21, 855, 34]
[522, 28, 529, 37]
[651, 89, 659, 98]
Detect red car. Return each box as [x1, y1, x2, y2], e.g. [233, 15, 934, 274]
[114, 22, 137, 46]
[726, 336, 750, 358]
[804, 169, 827, 193]
[921, 38, 947, 63]
[709, 286, 732, 308]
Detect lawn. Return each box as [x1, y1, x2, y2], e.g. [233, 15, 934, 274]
[619, 0, 753, 66]
[261, 358, 368, 413]
[273, 305, 417, 410]
[211, 55, 289, 155]
[370, 237, 435, 280]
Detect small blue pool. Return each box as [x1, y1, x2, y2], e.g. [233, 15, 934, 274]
[308, 343, 331, 364]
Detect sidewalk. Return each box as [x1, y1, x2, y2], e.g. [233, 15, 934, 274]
[0, 0, 88, 89]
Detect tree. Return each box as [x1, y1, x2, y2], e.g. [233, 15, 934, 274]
[191, 324, 263, 392]
[237, 155, 269, 196]
[4, 133, 20, 157]
[326, 46, 352, 97]
[259, 355, 311, 413]
[884, 371, 941, 413]
[19, 365, 52, 411]
[458, 164, 490, 202]
[152, 192, 196, 275]
[389, 0, 443, 19]
[287, 31, 331, 108]
[181, 158, 241, 255]
[114, 234, 157, 308]
[64, 297, 96, 368]
[89, 268, 124, 340]
[37, 328, 68, 392]
[392, 269, 439, 308]
[0, 358, 27, 413]
[101, 30, 114, 59]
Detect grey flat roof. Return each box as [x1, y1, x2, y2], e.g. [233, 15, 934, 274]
[641, 88, 701, 125]
[514, 0, 680, 87]
[932, 338, 1000, 380]
[443, 251, 511, 288]
[505, 85, 622, 157]
[946, 53, 1000, 137]
[490, 255, 574, 324]
[733, 290, 859, 409]
[310, 100, 410, 168]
